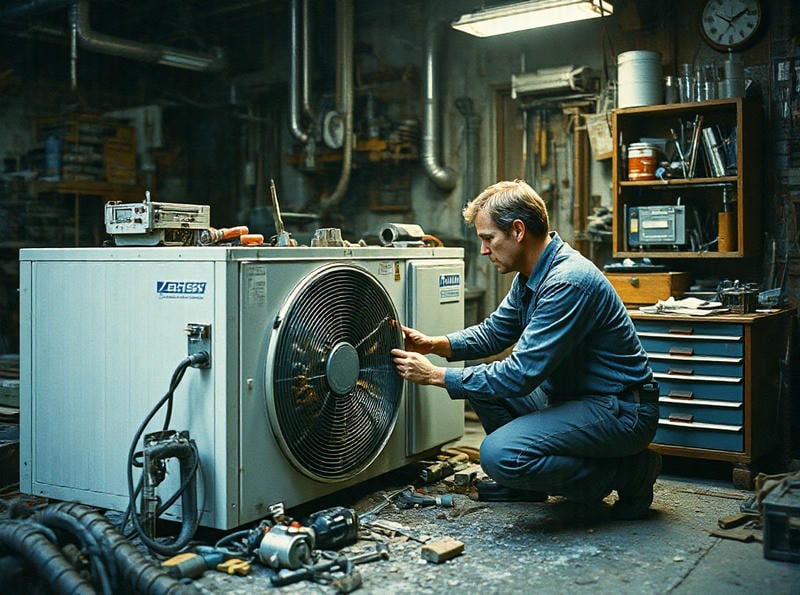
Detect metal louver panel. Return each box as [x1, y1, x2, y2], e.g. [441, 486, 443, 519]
[267, 263, 403, 482]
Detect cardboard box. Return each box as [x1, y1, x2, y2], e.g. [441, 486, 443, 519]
[605, 272, 690, 306]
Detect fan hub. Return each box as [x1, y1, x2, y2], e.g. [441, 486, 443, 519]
[326, 342, 360, 395]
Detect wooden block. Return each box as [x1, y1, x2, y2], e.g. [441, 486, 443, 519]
[421, 537, 464, 563]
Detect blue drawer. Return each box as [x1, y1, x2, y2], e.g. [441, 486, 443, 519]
[654, 376, 743, 403]
[639, 335, 743, 357]
[635, 320, 744, 358]
[649, 358, 743, 378]
[655, 420, 743, 452]
[634, 320, 743, 338]
[659, 399, 743, 425]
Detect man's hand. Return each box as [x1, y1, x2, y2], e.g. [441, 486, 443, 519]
[391, 348, 446, 387]
[400, 325, 453, 358]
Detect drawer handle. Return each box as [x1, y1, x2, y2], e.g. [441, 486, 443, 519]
[668, 327, 695, 335]
[669, 346, 694, 356]
[668, 390, 694, 400]
[668, 413, 694, 423]
[668, 367, 695, 376]
[628, 277, 639, 287]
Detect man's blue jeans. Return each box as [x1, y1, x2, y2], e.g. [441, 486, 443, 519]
[469, 387, 659, 502]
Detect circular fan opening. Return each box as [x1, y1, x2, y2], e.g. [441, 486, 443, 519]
[266, 263, 403, 482]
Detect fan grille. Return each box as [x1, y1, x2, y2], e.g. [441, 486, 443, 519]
[269, 264, 403, 481]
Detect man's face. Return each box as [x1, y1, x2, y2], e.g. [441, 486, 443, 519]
[474, 211, 520, 274]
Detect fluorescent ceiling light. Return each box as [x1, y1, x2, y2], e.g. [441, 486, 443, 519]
[452, 0, 613, 37]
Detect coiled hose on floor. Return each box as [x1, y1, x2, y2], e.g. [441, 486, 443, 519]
[0, 502, 199, 594]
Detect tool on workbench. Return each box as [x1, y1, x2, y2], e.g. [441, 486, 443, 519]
[199, 225, 249, 245]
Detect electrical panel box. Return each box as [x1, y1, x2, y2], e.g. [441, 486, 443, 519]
[627, 205, 687, 247]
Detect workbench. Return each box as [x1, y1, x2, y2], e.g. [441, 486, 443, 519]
[630, 308, 795, 489]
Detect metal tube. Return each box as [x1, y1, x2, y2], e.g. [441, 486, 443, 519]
[320, 0, 354, 212]
[422, 22, 457, 191]
[289, 0, 309, 143]
[74, 0, 225, 71]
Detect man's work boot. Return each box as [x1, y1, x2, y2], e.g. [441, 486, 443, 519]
[611, 449, 662, 520]
[477, 479, 548, 503]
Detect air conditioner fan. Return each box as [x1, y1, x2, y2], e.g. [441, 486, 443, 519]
[267, 263, 403, 482]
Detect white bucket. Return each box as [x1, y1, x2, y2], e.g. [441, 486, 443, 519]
[617, 50, 662, 108]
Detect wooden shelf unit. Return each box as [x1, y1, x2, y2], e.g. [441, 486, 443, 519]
[612, 98, 761, 259]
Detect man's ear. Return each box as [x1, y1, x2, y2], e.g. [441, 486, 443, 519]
[512, 219, 525, 241]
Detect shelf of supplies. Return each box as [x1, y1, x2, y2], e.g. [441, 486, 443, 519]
[618, 176, 737, 188]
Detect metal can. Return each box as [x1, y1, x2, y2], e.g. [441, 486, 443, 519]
[627, 142, 659, 181]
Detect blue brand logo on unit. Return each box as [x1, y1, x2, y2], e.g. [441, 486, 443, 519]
[156, 281, 207, 299]
[439, 274, 461, 288]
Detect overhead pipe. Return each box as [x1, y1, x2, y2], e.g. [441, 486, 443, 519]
[72, 0, 225, 72]
[422, 22, 458, 191]
[289, 0, 310, 143]
[320, 0, 354, 212]
[0, 0, 72, 20]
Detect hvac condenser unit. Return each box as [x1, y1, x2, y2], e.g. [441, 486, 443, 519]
[19, 246, 465, 530]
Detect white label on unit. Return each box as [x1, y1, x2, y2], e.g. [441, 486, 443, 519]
[245, 265, 268, 305]
[439, 273, 461, 303]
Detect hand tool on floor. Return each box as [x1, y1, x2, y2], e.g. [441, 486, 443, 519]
[394, 487, 454, 510]
[420, 452, 469, 483]
[161, 550, 224, 579]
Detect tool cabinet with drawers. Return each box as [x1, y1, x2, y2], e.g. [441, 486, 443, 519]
[629, 309, 794, 488]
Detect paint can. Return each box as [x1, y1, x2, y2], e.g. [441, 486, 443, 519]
[627, 143, 659, 181]
[617, 50, 662, 108]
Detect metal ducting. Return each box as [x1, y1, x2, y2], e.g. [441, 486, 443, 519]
[422, 22, 457, 191]
[0, 0, 72, 20]
[289, 0, 311, 143]
[320, 0, 354, 212]
[72, 0, 225, 72]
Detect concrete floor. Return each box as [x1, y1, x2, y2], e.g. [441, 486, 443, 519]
[190, 420, 799, 594]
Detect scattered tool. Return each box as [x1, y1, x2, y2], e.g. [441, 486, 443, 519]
[199, 225, 249, 245]
[162, 550, 224, 579]
[269, 178, 295, 246]
[216, 558, 252, 576]
[394, 487, 454, 510]
[348, 544, 390, 565]
[420, 452, 469, 484]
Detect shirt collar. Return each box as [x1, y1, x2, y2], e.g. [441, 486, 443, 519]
[524, 231, 562, 292]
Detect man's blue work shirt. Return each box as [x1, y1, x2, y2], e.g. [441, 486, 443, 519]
[444, 232, 652, 401]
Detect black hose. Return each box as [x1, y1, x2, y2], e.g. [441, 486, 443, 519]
[123, 356, 204, 553]
[0, 519, 95, 595]
[130, 436, 201, 556]
[51, 502, 200, 595]
[33, 508, 114, 595]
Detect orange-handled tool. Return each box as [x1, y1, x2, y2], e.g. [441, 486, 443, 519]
[240, 234, 264, 246]
[200, 226, 249, 245]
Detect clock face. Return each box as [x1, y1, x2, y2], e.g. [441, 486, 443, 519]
[700, 0, 762, 51]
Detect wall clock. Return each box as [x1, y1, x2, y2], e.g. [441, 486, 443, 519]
[699, 0, 763, 51]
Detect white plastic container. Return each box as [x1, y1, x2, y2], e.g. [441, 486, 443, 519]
[618, 50, 663, 108]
